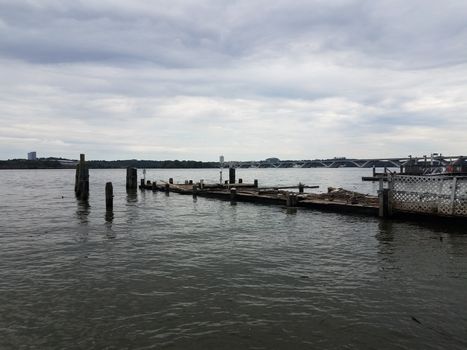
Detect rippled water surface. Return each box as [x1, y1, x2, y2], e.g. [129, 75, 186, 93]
[0, 168, 466, 349]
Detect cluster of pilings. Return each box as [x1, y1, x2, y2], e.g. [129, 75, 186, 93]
[74, 154, 116, 212]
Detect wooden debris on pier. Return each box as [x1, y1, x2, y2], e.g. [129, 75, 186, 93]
[309, 187, 379, 206]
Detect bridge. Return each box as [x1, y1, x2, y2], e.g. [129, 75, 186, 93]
[230, 155, 464, 169]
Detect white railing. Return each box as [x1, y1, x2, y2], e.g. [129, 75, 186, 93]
[391, 175, 467, 217]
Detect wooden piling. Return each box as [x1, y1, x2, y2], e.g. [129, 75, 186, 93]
[298, 183, 304, 193]
[286, 192, 298, 207]
[75, 153, 89, 200]
[105, 182, 113, 210]
[152, 181, 157, 191]
[140, 178, 145, 188]
[254, 179, 258, 188]
[229, 167, 236, 184]
[165, 183, 170, 193]
[74, 164, 79, 193]
[239, 178, 243, 184]
[126, 167, 137, 189]
[169, 178, 174, 184]
[230, 188, 237, 204]
[378, 188, 393, 218]
[192, 184, 198, 198]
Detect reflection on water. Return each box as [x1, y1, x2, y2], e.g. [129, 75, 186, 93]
[0, 168, 466, 350]
[76, 199, 90, 224]
[104, 210, 115, 239]
[126, 187, 138, 203]
[105, 209, 114, 224]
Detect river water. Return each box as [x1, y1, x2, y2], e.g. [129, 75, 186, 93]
[0, 168, 466, 349]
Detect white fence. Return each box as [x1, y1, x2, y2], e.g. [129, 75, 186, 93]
[391, 175, 467, 217]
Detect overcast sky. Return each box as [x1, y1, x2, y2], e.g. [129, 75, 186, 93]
[1, 0, 466, 161]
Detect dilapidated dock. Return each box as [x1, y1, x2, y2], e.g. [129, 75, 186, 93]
[139, 178, 380, 217]
[137, 171, 467, 222]
[74, 154, 467, 223]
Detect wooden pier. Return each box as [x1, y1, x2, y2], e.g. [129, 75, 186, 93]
[139, 180, 380, 216]
[70, 154, 467, 223]
[139, 175, 467, 222]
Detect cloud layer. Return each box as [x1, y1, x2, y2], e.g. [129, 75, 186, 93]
[1, 0, 466, 160]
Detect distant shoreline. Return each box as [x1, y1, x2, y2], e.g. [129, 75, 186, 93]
[0, 159, 219, 170]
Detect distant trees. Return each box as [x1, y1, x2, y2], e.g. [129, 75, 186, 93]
[87, 160, 219, 169]
[0, 159, 220, 169]
[0, 158, 220, 169]
[0, 159, 63, 169]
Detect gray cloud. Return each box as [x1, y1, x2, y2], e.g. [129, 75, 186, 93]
[0, 0, 466, 160]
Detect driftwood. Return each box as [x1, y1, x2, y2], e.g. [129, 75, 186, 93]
[305, 187, 378, 206]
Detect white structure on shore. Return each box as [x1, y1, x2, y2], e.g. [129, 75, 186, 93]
[27, 151, 37, 160]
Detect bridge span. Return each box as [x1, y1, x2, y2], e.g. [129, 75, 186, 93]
[231, 155, 463, 169]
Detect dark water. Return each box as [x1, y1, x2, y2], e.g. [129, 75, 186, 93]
[0, 168, 466, 349]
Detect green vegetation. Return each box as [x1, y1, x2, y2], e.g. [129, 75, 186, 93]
[0, 159, 219, 169]
[0, 159, 63, 169]
[88, 160, 219, 169]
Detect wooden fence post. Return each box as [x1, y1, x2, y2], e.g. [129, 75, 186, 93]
[450, 177, 458, 215]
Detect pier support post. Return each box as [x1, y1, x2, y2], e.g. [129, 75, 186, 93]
[140, 178, 145, 189]
[286, 193, 298, 207]
[229, 167, 236, 184]
[105, 182, 113, 210]
[165, 183, 170, 194]
[286, 192, 298, 213]
[298, 183, 304, 193]
[238, 178, 243, 184]
[230, 188, 237, 204]
[254, 179, 258, 188]
[75, 153, 89, 200]
[169, 178, 174, 184]
[74, 164, 79, 193]
[192, 185, 198, 199]
[152, 181, 157, 191]
[378, 189, 393, 218]
[126, 167, 137, 189]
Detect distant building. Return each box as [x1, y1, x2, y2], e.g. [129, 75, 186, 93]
[27, 151, 37, 160]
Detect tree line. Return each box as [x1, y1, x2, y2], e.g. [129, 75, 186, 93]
[0, 159, 220, 169]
